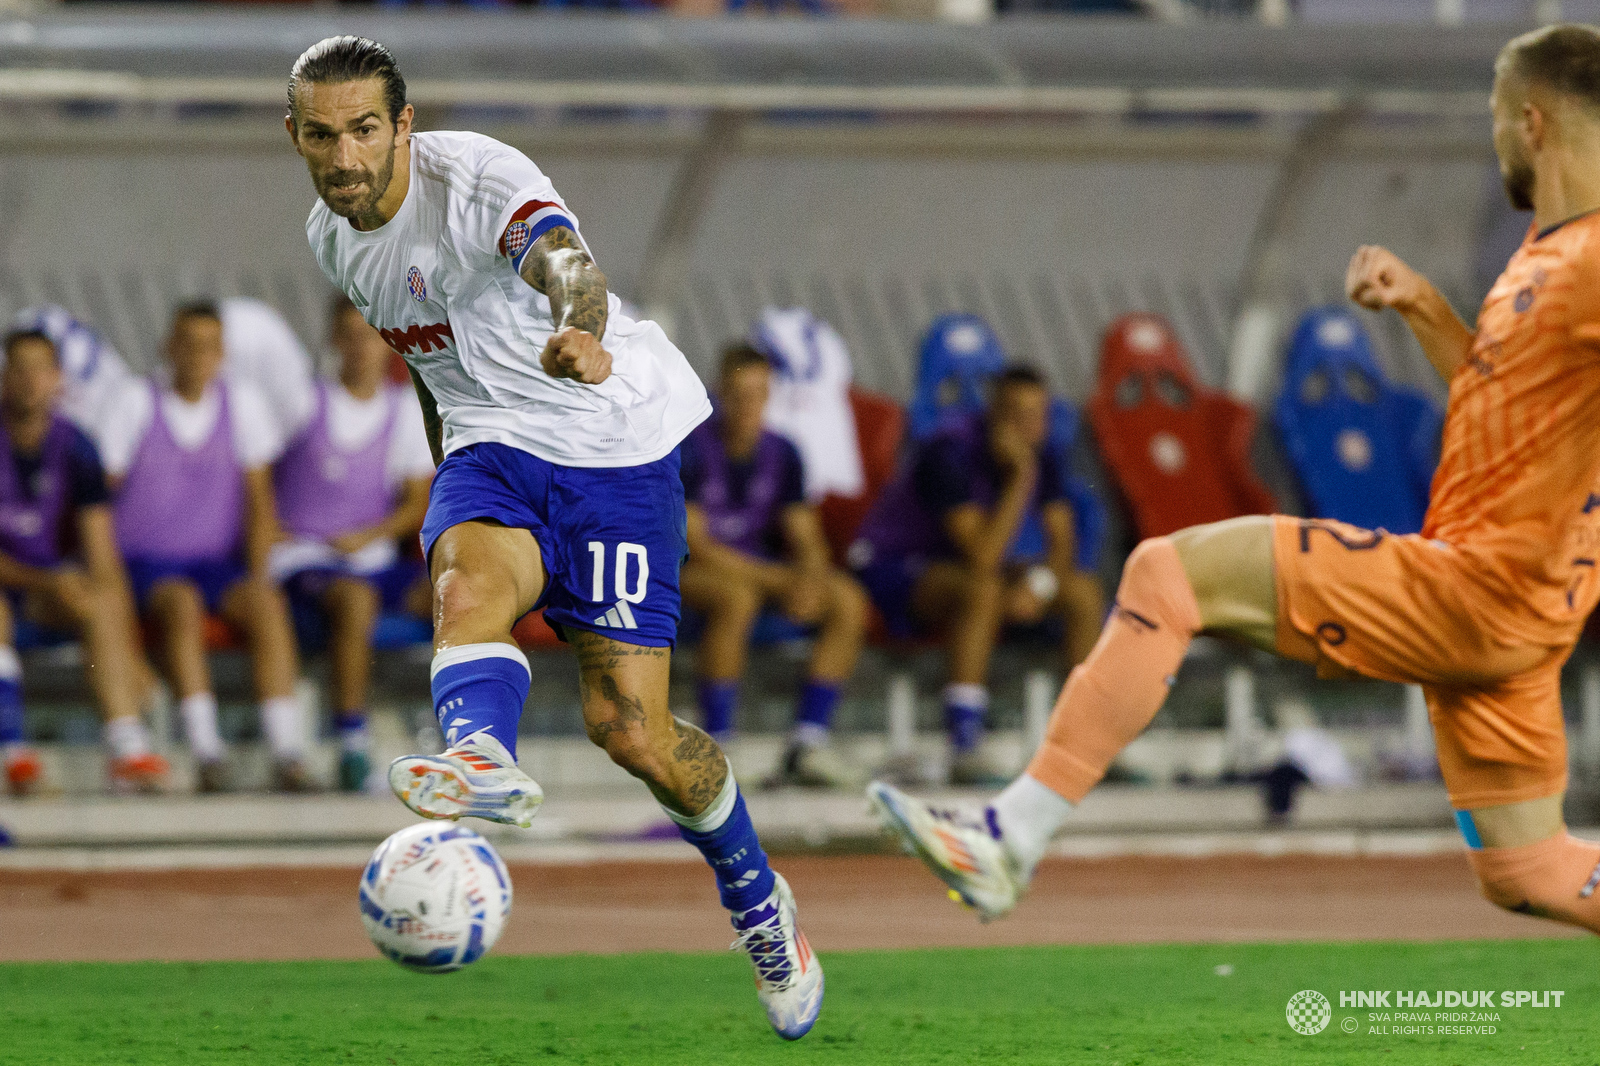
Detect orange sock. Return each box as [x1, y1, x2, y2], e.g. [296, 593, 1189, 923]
[1467, 831, 1600, 933]
[1026, 537, 1201, 803]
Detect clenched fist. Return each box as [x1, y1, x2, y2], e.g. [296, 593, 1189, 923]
[541, 326, 613, 385]
[1345, 245, 1427, 314]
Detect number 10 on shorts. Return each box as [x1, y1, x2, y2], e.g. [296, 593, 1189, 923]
[588, 541, 650, 604]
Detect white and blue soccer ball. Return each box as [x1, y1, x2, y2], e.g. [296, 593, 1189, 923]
[359, 822, 513, 973]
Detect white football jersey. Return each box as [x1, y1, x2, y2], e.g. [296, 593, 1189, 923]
[306, 131, 710, 468]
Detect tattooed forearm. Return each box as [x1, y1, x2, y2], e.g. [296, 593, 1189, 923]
[406, 364, 444, 467]
[519, 226, 609, 339]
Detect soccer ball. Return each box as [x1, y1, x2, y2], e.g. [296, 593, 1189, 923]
[359, 822, 513, 973]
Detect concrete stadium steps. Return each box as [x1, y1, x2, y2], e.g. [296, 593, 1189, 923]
[0, 781, 1454, 852]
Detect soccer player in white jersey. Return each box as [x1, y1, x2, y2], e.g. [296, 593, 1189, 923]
[285, 37, 822, 1038]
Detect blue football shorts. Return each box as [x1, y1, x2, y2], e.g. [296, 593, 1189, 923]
[421, 442, 687, 648]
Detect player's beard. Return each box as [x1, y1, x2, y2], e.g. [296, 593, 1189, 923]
[319, 145, 396, 223]
[1502, 157, 1534, 212]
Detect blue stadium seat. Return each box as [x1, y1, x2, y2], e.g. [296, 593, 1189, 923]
[910, 314, 1105, 572]
[1274, 308, 1442, 535]
[908, 314, 1008, 441]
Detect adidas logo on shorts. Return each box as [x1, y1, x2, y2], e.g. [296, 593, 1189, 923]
[591, 600, 639, 630]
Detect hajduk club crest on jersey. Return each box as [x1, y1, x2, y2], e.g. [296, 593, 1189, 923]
[407, 266, 427, 303]
[503, 220, 532, 264]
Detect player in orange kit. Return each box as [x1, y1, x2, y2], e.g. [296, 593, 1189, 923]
[870, 23, 1600, 934]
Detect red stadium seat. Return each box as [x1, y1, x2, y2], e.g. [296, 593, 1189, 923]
[138, 614, 243, 653]
[1088, 314, 1275, 540]
[817, 387, 906, 567]
[512, 609, 564, 650]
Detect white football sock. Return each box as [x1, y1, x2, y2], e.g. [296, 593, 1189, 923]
[260, 695, 307, 761]
[791, 721, 830, 750]
[989, 772, 1074, 879]
[942, 682, 988, 712]
[104, 716, 151, 760]
[0, 644, 21, 682]
[179, 692, 225, 763]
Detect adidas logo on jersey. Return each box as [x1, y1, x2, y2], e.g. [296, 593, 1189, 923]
[591, 600, 639, 630]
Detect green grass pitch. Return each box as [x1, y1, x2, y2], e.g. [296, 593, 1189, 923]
[1, 940, 1595, 1065]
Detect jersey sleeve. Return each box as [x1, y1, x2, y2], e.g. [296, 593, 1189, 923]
[64, 427, 111, 509]
[95, 379, 154, 479]
[222, 299, 317, 441]
[227, 382, 286, 469]
[1570, 244, 1600, 356]
[775, 437, 806, 508]
[461, 139, 583, 276]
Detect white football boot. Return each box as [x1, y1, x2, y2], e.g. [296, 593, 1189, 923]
[867, 781, 1024, 922]
[730, 873, 824, 1040]
[388, 731, 544, 829]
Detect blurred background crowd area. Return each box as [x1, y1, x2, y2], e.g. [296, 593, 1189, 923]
[1, 2, 1592, 28]
[0, 6, 1595, 813]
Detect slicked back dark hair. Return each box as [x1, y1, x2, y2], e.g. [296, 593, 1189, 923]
[1500, 24, 1600, 111]
[288, 36, 408, 128]
[3, 329, 57, 366]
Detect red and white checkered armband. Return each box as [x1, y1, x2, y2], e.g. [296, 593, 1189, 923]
[499, 200, 577, 274]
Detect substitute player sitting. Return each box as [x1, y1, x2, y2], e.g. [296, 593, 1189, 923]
[870, 24, 1600, 938]
[272, 296, 434, 792]
[286, 36, 821, 1037]
[680, 343, 868, 788]
[100, 303, 312, 793]
[852, 366, 1103, 785]
[0, 330, 167, 794]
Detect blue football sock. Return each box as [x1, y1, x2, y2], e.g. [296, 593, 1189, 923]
[698, 680, 739, 738]
[0, 646, 22, 745]
[669, 776, 777, 915]
[0, 680, 21, 745]
[430, 644, 531, 758]
[944, 683, 988, 753]
[794, 679, 841, 732]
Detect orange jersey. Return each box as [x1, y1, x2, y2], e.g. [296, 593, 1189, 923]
[1422, 212, 1600, 646]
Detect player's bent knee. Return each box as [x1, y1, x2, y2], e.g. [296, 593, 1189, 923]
[1115, 537, 1204, 637]
[1467, 832, 1600, 933]
[150, 581, 204, 623]
[713, 580, 764, 620]
[587, 723, 665, 779]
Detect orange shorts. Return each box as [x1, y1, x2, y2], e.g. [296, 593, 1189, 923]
[1271, 516, 1570, 809]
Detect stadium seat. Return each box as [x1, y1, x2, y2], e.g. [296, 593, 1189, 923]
[908, 313, 1007, 441]
[512, 609, 565, 650]
[1274, 308, 1442, 535]
[1087, 313, 1276, 539]
[817, 387, 905, 567]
